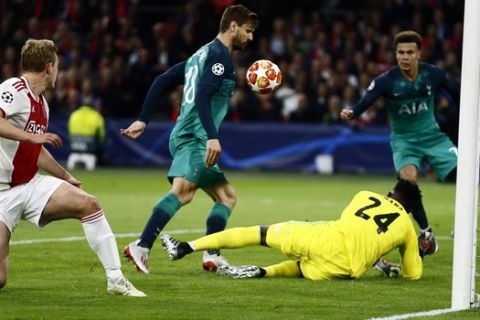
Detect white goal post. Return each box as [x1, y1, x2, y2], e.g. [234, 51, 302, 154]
[451, 0, 480, 310]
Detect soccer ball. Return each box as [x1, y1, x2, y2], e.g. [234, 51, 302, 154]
[246, 59, 282, 94]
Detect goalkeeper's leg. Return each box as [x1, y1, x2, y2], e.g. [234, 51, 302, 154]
[263, 260, 302, 278]
[192, 226, 261, 250]
[161, 226, 261, 260]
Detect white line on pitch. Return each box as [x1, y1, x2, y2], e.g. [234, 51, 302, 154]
[11, 231, 454, 245]
[10, 228, 205, 245]
[366, 307, 462, 320]
[11, 232, 454, 246]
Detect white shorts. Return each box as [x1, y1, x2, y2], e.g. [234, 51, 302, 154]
[0, 174, 64, 233]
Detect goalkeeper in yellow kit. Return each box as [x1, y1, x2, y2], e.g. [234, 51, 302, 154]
[161, 180, 424, 280]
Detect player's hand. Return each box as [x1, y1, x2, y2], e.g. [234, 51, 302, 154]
[340, 108, 354, 121]
[205, 139, 221, 168]
[418, 230, 438, 258]
[65, 175, 82, 188]
[28, 133, 63, 148]
[374, 259, 401, 278]
[120, 120, 146, 139]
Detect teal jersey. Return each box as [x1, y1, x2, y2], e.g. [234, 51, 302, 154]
[352, 63, 460, 138]
[171, 38, 235, 141]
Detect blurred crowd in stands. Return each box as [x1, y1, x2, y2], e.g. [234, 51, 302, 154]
[0, 0, 462, 142]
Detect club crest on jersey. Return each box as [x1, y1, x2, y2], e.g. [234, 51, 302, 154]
[26, 120, 46, 135]
[426, 84, 432, 96]
[212, 63, 224, 76]
[1, 91, 14, 104]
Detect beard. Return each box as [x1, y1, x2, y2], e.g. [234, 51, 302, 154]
[232, 37, 249, 50]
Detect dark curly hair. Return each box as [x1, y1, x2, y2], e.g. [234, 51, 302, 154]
[388, 179, 422, 212]
[394, 30, 423, 50]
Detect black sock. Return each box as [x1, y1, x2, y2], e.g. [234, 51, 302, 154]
[258, 267, 267, 277]
[177, 242, 194, 258]
[411, 198, 429, 231]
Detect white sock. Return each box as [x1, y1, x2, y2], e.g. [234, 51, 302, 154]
[81, 210, 123, 279]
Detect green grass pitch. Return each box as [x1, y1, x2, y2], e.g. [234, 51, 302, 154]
[1, 169, 478, 320]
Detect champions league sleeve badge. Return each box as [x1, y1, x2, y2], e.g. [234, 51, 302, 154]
[212, 63, 225, 76]
[1, 91, 14, 104]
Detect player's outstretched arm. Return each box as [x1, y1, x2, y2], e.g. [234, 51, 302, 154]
[341, 74, 388, 122]
[136, 61, 186, 124]
[399, 228, 423, 280]
[120, 120, 146, 139]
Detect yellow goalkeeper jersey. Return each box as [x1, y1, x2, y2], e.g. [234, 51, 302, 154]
[269, 191, 422, 280]
[338, 191, 422, 280]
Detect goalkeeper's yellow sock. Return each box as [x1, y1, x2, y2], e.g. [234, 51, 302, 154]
[264, 260, 301, 278]
[191, 226, 261, 250]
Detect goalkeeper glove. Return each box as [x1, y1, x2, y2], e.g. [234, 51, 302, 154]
[418, 228, 439, 258]
[374, 259, 401, 278]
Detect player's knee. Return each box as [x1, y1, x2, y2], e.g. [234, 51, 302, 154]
[78, 193, 102, 217]
[223, 193, 236, 209]
[173, 190, 195, 205]
[220, 186, 237, 209]
[171, 181, 197, 205]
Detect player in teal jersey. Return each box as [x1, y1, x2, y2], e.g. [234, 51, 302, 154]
[341, 30, 460, 257]
[120, 5, 258, 273]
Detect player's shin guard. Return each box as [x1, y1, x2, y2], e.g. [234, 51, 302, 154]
[81, 211, 122, 278]
[191, 226, 261, 250]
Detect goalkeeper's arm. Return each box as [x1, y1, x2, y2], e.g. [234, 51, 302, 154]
[373, 259, 401, 278]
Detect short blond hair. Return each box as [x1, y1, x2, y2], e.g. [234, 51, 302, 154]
[21, 39, 57, 72]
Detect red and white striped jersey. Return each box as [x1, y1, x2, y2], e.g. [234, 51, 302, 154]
[0, 76, 49, 190]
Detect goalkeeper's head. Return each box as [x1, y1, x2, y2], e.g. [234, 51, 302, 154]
[387, 179, 422, 213]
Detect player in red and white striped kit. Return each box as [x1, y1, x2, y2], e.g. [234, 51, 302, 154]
[0, 39, 145, 297]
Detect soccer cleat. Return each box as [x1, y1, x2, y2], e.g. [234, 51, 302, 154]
[123, 240, 150, 274]
[374, 259, 401, 278]
[160, 234, 191, 260]
[217, 265, 262, 279]
[202, 250, 229, 272]
[418, 230, 439, 258]
[107, 276, 146, 297]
